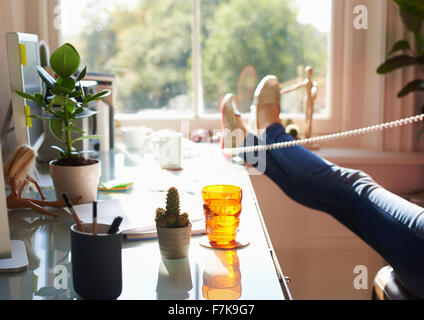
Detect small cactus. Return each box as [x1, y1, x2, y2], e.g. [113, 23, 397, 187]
[155, 187, 190, 228]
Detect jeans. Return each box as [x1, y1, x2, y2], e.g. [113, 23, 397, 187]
[243, 122, 424, 298]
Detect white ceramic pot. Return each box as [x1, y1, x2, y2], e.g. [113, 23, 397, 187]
[156, 223, 192, 259]
[49, 159, 101, 204]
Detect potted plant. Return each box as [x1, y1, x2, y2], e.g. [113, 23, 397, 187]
[15, 43, 110, 203]
[155, 187, 192, 259]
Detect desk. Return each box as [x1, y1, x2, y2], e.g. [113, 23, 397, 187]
[0, 144, 291, 300]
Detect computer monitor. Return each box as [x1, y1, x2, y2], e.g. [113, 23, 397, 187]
[6, 32, 45, 151]
[0, 140, 28, 272]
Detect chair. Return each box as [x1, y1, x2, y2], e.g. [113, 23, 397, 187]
[372, 265, 418, 300]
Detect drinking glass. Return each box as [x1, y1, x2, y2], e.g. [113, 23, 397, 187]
[202, 185, 242, 249]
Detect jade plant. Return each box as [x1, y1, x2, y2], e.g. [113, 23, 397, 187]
[376, 0, 424, 138]
[15, 43, 110, 163]
[155, 187, 190, 228]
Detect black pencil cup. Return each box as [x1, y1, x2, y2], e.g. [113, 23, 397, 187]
[70, 223, 122, 300]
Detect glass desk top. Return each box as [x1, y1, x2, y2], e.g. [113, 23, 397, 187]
[0, 144, 290, 300]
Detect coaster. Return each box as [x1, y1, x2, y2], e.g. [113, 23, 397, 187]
[199, 236, 250, 250]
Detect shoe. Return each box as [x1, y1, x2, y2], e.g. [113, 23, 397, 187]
[220, 93, 242, 151]
[252, 75, 281, 133]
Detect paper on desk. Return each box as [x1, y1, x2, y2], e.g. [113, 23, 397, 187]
[70, 199, 133, 231]
[70, 197, 204, 234]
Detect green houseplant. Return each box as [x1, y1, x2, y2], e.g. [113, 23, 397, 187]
[376, 0, 424, 138]
[155, 187, 191, 259]
[15, 43, 110, 203]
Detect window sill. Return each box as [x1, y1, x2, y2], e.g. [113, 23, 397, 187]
[316, 148, 424, 166]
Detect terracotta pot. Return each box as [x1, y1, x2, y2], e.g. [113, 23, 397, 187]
[156, 223, 192, 259]
[49, 159, 101, 204]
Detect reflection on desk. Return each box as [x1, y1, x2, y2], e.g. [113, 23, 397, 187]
[202, 250, 242, 300]
[0, 145, 289, 300]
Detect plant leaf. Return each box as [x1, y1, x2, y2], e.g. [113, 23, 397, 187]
[91, 89, 111, 101]
[376, 54, 416, 74]
[50, 145, 65, 154]
[396, 1, 424, 22]
[53, 110, 65, 119]
[68, 90, 83, 98]
[15, 90, 36, 101]
[390, 40, 411, 54]
[82, 90, 111, 106]
[65, 98, 77, 113]
[50, 95, 67, 106]
[397, 79, 424, 97]
[72, 108, 98, 119]
[72, 135, 102, 143]
[63, 126, 84, 134]
[49, 43, 80, 78]
[76, 66, 87, 82]
[36, 65, 56, 87]
[30, 114, 60, 121]
[60, 77, 76, 91]
[49, 119, 65, 143]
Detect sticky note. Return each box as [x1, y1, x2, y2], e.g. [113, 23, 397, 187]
[25, 105, 32, 127]
[19, 43, 27, 66]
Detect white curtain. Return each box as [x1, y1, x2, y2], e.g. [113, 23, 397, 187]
[0, 0, 60, 157]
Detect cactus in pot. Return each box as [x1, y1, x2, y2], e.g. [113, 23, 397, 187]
[155, 187, 191, 259]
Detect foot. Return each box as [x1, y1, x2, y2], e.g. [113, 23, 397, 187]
[220, 93, 249, 149]
[254, 75, 281, 130]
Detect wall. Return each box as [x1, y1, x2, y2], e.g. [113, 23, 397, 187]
[251, 154, 424, 299]
[0, 0, 59, 159]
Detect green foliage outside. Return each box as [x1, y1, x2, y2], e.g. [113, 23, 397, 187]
[66, 0, 328, 114]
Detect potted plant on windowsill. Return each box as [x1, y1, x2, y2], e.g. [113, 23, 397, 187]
[155, 187, 192, 259]
[15, 43, 110, 203]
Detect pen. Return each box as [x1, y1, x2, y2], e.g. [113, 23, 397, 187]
[108, 216, 123, 234]
[62, 192, 85, 232]
[93, 201, 98, 236]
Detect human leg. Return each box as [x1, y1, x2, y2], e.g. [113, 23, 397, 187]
[259, 123, 424, 298]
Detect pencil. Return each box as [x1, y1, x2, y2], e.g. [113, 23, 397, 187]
[62, 192, 85, 232]
[93, 201, 98, 236]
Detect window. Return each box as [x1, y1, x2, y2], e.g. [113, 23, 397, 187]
[200, 0, 331, 116]
[60, 0, 332, 120]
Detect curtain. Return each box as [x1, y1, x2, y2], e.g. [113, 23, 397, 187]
[334, 0, 423, 151]
[383, 2, 424, 152]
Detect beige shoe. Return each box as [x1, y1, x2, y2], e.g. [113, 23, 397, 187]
[220, 93, 242, 151]
[252, 75, 281, 133]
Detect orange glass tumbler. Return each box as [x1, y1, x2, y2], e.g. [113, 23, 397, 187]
[202, 185, 242, 249]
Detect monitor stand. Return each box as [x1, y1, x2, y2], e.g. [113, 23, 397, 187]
[0, 240, 28, 273]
